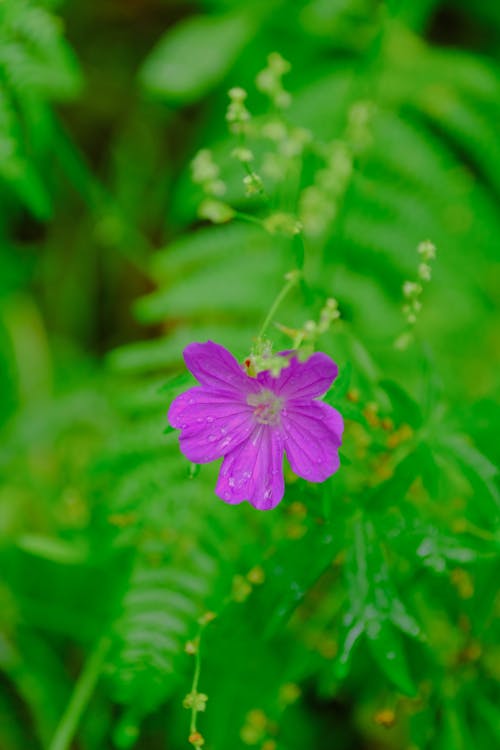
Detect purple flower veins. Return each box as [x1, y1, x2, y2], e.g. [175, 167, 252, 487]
[168, 341, 343, 511]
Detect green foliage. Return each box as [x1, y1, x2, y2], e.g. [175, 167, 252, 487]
[0, 0, 82, 218]
[139, 10, 255, 104]
[0, 1, 499, 750]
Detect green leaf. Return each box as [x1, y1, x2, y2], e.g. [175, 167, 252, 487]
[336, 519, 419, 693]
[379, 379, 423, 428]
[16, 535, 88, 565]
[324, 361, 351, 405]
[139, 12, 254, 103]
[366, 620, 417, 696]
[438, 434, 500, 510]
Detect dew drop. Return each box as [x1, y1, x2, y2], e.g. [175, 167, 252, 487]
[228, 478, 236, 488]
[206, 416, 214, 423]
[208, 434, 217, 442]
[188, 399, 195, 404]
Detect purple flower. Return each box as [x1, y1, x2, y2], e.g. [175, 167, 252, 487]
[168, 341, 343, 510]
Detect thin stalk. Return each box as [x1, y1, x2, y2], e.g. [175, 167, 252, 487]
[49, 636, 110, 750]
[257, 271, 300, 341]
[189, 639, 203, 735]
[234, 211, 265, 228]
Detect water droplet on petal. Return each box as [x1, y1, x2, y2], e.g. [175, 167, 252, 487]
[208, 434, 217, 442]
[206, 416, 214, 423]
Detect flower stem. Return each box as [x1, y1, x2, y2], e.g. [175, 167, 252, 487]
[257, 270, 301, 341]
[234, 211, 265, 228]
[49, 636, 110, 750]
[190, 634, 203, 735]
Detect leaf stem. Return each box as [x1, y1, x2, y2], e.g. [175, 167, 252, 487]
[49, 636, 110, 750]
[257, 271, 301, 341]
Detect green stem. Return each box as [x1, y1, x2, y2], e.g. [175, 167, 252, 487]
[190, 636, 203, 734]
[257, 271, 300, 340]
[234, 211, 265, 228]
[49, 636, 110, 750]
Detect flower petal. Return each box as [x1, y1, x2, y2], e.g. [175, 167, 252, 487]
[168, 386, 253, 463]
[183, 341, 258, 395]
[258, 352, 338, 401]
[216, 426, 285, 510]
[282, 400, 343, 482]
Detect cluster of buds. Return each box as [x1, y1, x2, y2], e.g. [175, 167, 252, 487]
[183, 691, 208, 712]
[263, 211, 302, 237]
[245, 338, 291, 378]
[346, 100, 375, 153]
[395, 241, 436, 349]
[182, 612, 217, 748]
[299, 140, 352, 236]
[261, 120, 311, 182]
[402, 240, 436, 326]
[226, 86, 251, 134]
[243, 171, 264, 196]
[191, 149, 225, 196]
[232, 565, 266, 603]
[191, 149, 234, 224]
[300, 100, 373, 237]
[240, 709, 274, 746]
[256, 52, 291, 109]
[417, 239, 436, 278]
[232, 146, 254, 164]
[277, 298, 341, 355]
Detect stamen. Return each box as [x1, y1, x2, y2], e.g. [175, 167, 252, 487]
[247, 389, 283, 425]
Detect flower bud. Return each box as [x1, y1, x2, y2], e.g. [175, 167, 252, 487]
[198, 199, 235, 224]
[418, 262, 432, 281]
[418, 239, 436, 261]
[243, 172, 263, 196]
[263, 212, 302, 237]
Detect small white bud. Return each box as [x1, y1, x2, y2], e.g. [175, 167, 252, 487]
[418, 263, 432, 281]
[403, 281, 422, 298]
[231, 147, 254, 163]
[418, 240, 436, 261]
[243, 172, 263, 196]
[198, 199, 235, 224]
[228, 87, 247, 102]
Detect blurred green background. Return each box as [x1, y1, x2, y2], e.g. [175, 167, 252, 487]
[0, 1, 499, 749]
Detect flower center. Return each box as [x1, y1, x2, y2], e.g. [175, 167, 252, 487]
[247, 389, 283, 425]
